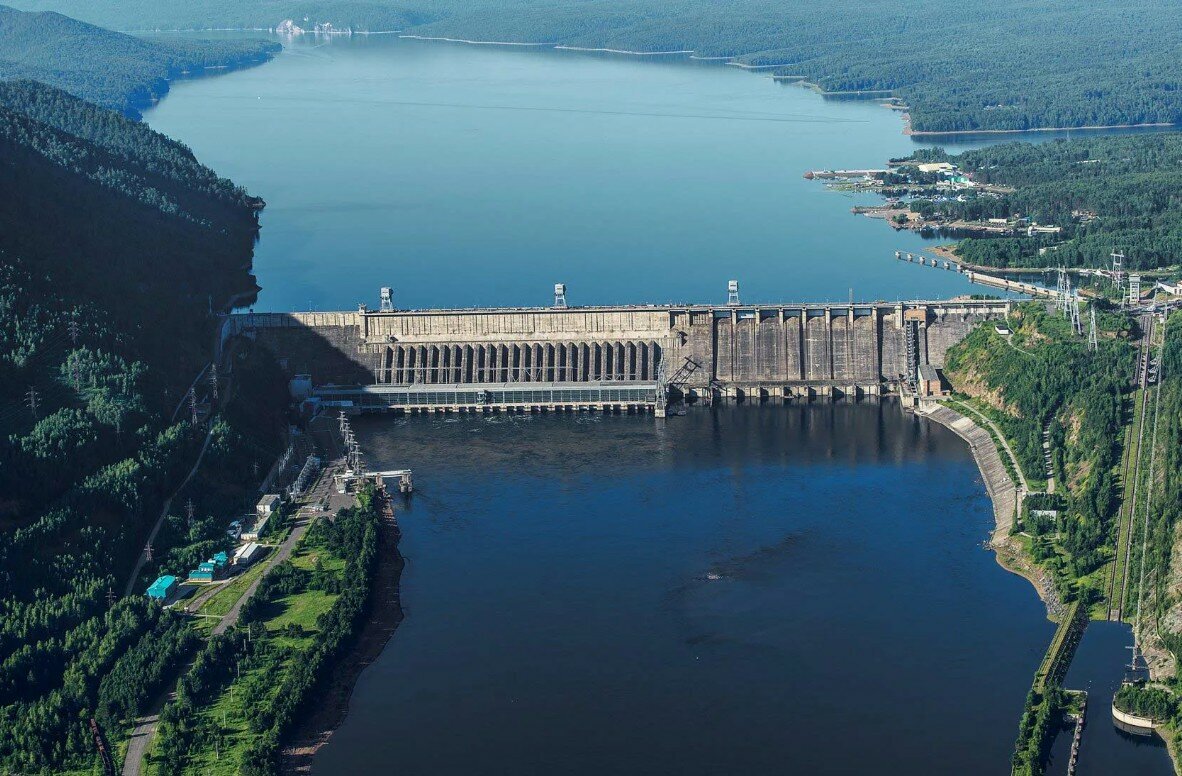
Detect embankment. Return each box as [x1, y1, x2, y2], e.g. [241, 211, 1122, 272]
[917, 402, 1061, 615]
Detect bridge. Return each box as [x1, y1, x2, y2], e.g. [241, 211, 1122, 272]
[225, 297, 1011, 414]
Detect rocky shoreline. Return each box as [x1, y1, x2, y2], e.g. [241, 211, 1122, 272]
[917, 402, 1064, 618]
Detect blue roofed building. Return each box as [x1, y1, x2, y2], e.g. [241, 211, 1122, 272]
[147, 575, 177, 601]
[210, 551, 229, 568]
[188, 561, 218, 583]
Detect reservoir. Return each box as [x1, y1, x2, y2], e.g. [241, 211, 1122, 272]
[146, 33, 991, 312]
[143, 35, 1174, 774]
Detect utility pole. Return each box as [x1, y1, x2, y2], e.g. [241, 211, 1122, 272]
[25, 386, 39, 420]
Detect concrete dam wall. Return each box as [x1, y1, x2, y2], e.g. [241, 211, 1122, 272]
[231, 300, 1009, 408]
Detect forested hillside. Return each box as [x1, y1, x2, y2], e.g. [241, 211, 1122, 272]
[902, 135, 1182, 270]
[0, 81, 279, 773]
[5, 0, 1182, 133]
[0, 5, 279, 117]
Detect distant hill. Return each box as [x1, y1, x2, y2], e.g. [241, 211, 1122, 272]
[2, 0, 1182, 133]
[0, 4, 280, 117]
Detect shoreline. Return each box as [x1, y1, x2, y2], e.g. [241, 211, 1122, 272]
[280, 499, 406, 773]
[904, 114, 1177, 138]
[135, 28, 1178, 139]
[916, 402, 1062, 617]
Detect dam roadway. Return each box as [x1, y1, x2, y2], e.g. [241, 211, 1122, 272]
[228, 298, 1011, 412]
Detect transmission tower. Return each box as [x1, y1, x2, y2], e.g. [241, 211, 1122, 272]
[185, 498, 196, 528]
[1070, 293, 1083, 335]
[1055, 268, 1069, 315]
[25, 387, 39, 419]
[1088, 306, 1099, 351]
[67, 318, 81, 345]
[209, 364, 219, 401]
[189, 387, 198, 425]
[1111, 251, 1125, 291]
[144, 542, 153, 562]
[106, 587, 116, 608]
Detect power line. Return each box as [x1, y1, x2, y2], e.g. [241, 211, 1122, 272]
[25, 386, 39, 420]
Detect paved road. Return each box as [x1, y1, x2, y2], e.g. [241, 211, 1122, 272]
[948, 397, 1031, 493]
[122, 465, 341, 775]
[212, 512, 314, 636]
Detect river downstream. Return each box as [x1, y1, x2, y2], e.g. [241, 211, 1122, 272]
[317, 405, 1050, 774]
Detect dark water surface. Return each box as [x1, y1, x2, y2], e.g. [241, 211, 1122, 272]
[314, 405, 1054, 774]
[1047, 622, 1169, 776]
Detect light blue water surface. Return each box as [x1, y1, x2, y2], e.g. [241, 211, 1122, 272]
[146, 34, 1005, 312]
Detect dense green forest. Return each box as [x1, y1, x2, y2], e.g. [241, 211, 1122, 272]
[0, 5, 279, 117]
[151, 490, 382, 774]
[899, 134, 1182, 271]
[6, 0, 1182, 133]
[0, 80, 282, 773]
[945, 304, 1135, 602]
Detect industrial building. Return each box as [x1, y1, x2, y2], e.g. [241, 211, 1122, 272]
[146, 575, 177, 601]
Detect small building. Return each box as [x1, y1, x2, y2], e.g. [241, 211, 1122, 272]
[916, 162, 955, 175]
[233, 541, 264, 567]
[241, 515, 269, 542]
[211, 551, 229, 568]
[917, 364, 945, 397]
[188, 561, 219, 583]
[147, 575, 178, 601]
[995, 324, 1013, 335]
[257, 494, 281, 518]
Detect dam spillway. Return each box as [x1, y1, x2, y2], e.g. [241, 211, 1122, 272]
[229, 299, 1010, 411]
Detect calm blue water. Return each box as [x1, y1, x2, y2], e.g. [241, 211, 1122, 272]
[145, 34, 1006, 312]
[143, 37, 1173, 775]
[315, 406, 1052, 775]
[1046, 622, 1169, 776]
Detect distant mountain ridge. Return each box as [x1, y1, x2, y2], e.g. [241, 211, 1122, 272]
[0, 4, 280, 117]
[2, 0, 1179, 133]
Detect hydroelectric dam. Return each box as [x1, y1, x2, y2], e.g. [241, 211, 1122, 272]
[227, 289, 1011, 416]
